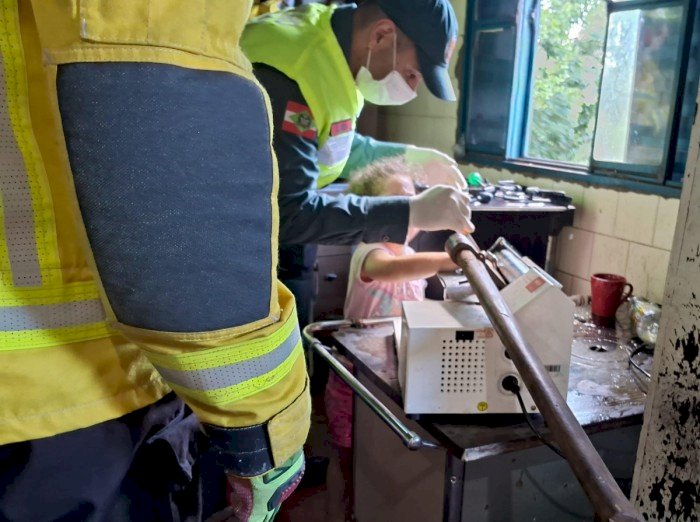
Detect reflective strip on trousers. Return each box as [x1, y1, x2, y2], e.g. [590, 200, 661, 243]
[153, 323, 303, 405]
[0, 19, 42, 287]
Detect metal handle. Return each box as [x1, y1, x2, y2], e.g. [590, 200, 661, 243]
[445, 234, 641, 522]
[303, 321, 439, 451]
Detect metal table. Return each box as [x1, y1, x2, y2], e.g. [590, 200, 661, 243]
[326, 319, 647, 522]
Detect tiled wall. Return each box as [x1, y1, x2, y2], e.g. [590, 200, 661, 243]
[373, 0, 679, 304]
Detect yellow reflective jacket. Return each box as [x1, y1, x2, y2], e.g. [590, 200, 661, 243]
[1, 0, 309, 469]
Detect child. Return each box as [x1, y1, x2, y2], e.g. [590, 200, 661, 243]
[325, 157, 458, 520]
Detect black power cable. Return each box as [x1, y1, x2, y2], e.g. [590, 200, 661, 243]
[501, 375, 565, 459]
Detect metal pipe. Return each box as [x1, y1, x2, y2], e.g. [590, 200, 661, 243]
[445, 234, 641, 522]
[303, 321, 439, 451]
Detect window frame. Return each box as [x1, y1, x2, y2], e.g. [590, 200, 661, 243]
[456, 0, 700, 197]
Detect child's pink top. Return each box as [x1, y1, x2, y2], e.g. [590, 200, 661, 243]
[343, 243, 427, 320]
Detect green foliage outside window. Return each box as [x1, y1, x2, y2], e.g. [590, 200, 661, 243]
[527, 0, 607, 165]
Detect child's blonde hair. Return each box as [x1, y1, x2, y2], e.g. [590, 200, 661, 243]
[348, 157, 420, 196]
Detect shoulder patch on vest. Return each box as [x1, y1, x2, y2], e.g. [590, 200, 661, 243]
[330, 119, 353, 136]
[282, 101, 317, 139]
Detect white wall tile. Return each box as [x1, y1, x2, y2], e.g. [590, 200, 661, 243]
[652, 197, 680, 251]
[377, 113, 406, 142]
[555, 226, 594, 279]
[589, 235, 630, 278]
[554, 270, 573, 295]
[570, 276, 591, 297]
[409, 118, 440, 148]
[575, 186, 618, 235]
[450, 0, 467, 35]
[431, 117, 459, 155]
[397, 90, 428, 118]
[613, 192, 659, 245]
[451, 35, 465, 86]
[409, 84, 461, 119]
[390, 84, 455, 119]
[379, 114, 435, 146]
[625, 243, 672, 304]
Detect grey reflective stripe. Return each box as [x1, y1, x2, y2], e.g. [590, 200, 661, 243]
[318, 130, 354, 167]
[155, 326, 301, 391]
[0, 299, 105, 331]
[0, 52, 42, 286]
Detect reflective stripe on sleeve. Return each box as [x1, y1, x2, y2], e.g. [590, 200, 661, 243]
[155, 325, 301, 392]
[144, 309, 304, 405]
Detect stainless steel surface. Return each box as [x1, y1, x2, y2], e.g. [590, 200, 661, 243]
[572, 327, 631, 364]
[338, 324, 644, 521]
[445, 234, 642, 522]
[485, 237, 530, 283]
[303, 321, 439, 451]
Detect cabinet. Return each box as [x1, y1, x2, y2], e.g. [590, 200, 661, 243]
[313, 244, 352, 320]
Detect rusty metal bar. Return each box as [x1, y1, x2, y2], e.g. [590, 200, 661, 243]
[445, 233, 641, 522]
[303, 320, 439, 451]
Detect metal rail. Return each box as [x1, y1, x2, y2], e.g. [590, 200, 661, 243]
[445, 233, 641, 522]
[303, 320, 439, 451]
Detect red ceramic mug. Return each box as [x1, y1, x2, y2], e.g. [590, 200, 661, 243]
[590, 273, 633, 328]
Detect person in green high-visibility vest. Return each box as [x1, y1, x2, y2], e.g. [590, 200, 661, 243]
[241, 0, 474, 335]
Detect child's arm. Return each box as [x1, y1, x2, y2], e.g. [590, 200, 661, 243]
[362, 250, 457, 283]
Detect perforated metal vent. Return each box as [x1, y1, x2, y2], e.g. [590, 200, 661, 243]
[440, 334, 486, 394]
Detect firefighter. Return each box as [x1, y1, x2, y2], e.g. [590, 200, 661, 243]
[0, 1, 308, 520]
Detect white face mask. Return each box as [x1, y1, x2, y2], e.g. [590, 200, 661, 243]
[355, 34, 417, 106]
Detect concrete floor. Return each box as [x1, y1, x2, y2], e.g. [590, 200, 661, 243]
[278, 394, 347, 522]
[277, 483, 329, 522]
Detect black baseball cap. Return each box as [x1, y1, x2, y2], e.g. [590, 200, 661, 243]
[375, 0, 459, 101]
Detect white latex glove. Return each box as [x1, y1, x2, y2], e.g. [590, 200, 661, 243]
[404, 145, 467, 190]
[408, 185, 475, 233]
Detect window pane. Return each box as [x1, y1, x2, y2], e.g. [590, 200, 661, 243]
[526, 0, 607, 165]
[593, 6, 684, 167]
[465, 28, 516, 152]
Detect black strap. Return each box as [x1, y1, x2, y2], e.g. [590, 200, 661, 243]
[203, 422, 274, 477]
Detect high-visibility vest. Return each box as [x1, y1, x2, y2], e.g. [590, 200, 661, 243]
[242, 4, 364, 188]
[1, 0, 309, 466]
